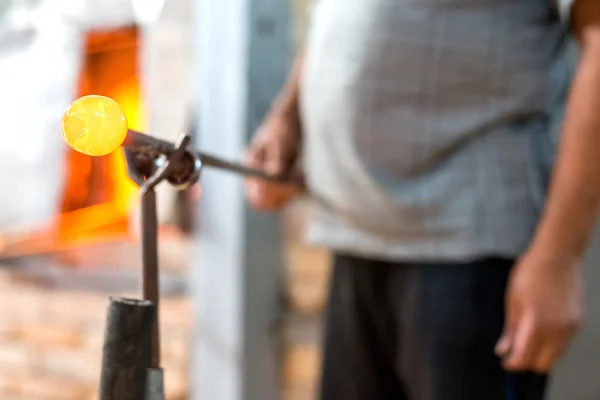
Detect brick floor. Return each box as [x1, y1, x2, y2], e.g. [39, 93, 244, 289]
[0, 255, 191, 400]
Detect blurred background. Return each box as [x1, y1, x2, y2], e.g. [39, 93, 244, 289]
[0, 0, 598, 400]
[0, 0, 327, 399]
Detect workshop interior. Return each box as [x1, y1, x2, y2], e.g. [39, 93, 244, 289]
[1, 0, 600, 399]
[0, 1, 322, 399]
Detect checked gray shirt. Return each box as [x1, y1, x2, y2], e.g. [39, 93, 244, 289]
[300, 0, 578, 260]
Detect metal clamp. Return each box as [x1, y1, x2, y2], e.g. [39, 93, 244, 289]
[124, 132, 202, 191]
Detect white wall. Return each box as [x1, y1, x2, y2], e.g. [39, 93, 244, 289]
[0, 0, 145, 235]
[140, 0, 195, 225]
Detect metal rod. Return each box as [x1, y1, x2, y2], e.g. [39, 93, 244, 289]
[137, 133, 191, 373]
[123, 129, 299, 184]
[199, 152, 296, 183]
[99, 297, 155, 400]
[141, 188, 160, 368]
[124, 130, 176, 155]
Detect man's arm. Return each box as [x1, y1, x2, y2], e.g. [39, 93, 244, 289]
[244, 51, 305, 211]
[530, 0, 600, 260]
[496, 0, 600, 373]
[268, 50, 305, 134]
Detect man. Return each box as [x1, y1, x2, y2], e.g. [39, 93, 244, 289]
[244, 0, 600, 398]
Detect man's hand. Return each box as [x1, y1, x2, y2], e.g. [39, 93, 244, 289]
[495, 0, 600, 375]
[496, 249, 584, 373]
[244, 113, 302, 211]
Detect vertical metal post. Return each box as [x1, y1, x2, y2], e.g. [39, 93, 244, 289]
[136, 134, 190, 400]
[141, 187, 161, 368]
[99, 297, 155, 400]
[193, 0, 291, 399]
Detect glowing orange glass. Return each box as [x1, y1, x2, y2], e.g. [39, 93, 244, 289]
[61, 95, 128, 156]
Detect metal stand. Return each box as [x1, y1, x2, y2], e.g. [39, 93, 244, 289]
[99, 133, 201, 400]
[96, 127, 295, 399]
[99, 298, 155, 400]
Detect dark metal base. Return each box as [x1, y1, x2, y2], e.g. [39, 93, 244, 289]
[99, 297, 156, 400]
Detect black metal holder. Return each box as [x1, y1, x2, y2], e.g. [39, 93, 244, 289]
[99, 133, 198, 400]
[98, 130, 299, 399]
[99, 298, 155, 400]
[123, 129, 299, 186]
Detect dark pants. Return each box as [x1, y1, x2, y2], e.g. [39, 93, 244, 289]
[319, 254, 548, 400]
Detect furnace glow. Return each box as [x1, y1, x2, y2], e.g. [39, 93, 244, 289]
[61, 95, 128, 156]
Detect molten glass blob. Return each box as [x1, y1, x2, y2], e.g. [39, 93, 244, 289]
[61, 95, 128, 156]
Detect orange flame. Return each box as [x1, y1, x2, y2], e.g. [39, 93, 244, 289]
[58, 26, 144, 245]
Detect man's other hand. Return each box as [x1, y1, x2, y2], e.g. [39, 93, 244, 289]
[495, 249, 584, 373]
[244, 113, 302, 211]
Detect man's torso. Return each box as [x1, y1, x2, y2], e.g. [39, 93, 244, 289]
[300, 0, 576, 260]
